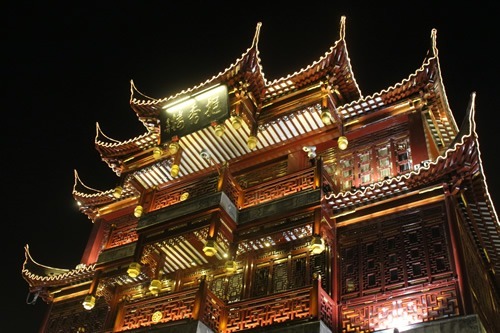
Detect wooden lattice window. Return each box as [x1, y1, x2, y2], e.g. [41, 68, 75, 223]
[250, 251, 328, 297]
[210, 273, 243, 303]
[339, 156, 354, 190]
[290, 256, 307, 289]
[252, 264, 270, 297]
[359, 150, 372, 185]
[395, 138, 412, 174]
[367, 273, 376, 287]
[339, 203, 452, 299]
[377, 144, 392, 179]
[272, 260, 289, 293]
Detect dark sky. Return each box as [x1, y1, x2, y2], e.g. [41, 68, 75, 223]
[4, 2, 498, 331]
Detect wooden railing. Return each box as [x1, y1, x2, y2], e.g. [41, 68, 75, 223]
[147, 174, 220, 212]
[236, 167, 317, 209]
[116, 275, 335, 332]
[148, 165, 322, 214]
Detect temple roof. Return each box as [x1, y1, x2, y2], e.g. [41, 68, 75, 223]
[76, 26, 454, 220]
[93, 17, 361, 175]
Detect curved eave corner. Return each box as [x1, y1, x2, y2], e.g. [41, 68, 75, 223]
[335, 15, 363, 103]
[262, 16, 362, 106]
[72, 170, 120, 220]
[460, 92, 500, 228]
[336, 39, 442, 129]
[425, 28, 459, 150]
[129, 22, 267, 114]
[338, 28, 458, 154]
[22, 244, 96, 298]
[94, 122, 160, 175]
[453, 92, 500, 288]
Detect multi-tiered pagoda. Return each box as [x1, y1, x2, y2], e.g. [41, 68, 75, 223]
[22, 17, 500, 333]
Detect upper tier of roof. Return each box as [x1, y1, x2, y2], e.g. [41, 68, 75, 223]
[93, 17, 361, 173]
[74, 26, 456, 220]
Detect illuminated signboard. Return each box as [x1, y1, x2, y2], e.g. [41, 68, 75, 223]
[160, 84, 229, 142]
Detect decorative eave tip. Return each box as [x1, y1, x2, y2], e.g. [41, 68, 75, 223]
[72, 169, 105, 195]
[339, 15, 346, 40]
[95, 122, 122, 144]
[430, 28, 438, 58]
[252, 22, 262, 49]
[130, 79, 158, 104]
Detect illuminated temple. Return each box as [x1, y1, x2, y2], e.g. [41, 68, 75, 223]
[22, 17, 500, 332]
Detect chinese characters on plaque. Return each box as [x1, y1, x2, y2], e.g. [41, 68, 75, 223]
[160, 85, 229, 142]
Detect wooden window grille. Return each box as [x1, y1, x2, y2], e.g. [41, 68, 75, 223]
[395, 139, 412, 174]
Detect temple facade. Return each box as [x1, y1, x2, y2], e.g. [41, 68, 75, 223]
[22, 17, 500, 333]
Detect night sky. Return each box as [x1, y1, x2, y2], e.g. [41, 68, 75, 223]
[5, 2, 498, 331]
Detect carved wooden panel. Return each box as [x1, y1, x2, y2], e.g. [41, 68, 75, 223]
[339, 204, 452, 299]
[339, 285, 459, 332]
[45, 298, 108, 333]
[241, 168, 315, 209]
[210, 272, 243, 303]
[200, 289, 225, 332]
[338, 204, 457, 331]
[104, 216, 138, 249]
[119, 289, 197, 330]
[227, 273, 244, 303]
[272, 261, 289, 293]
[310, 252, 328, 290]
[150, 176, 218, 211]
[249, 249, 328, 298]
[224, 289, 311, 332]
[252, 265, 270, 297]
[290, 256, 307, 289]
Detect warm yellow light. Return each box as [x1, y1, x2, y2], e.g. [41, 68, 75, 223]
[168, 142, 179, 155]
[180, 192, 189, 201]
[170, 164, 179, 177]
[214, 124, 225, 137]
[151, 310, 163, 323]
[149, 279, 162, 295]
[127, 262, 141, 278]
[225, 260, 237, 273]
[321, 111, 331, 125]
[247, 135, 258, 150]
[338, 136, 348, 150]
[310, 236, 325, 254]
[113, 186, 123, 199]
[203, 239, 217, 257]
[153, 147, 163, 159]
[134, 205, 143, 218]
[231, 116, 242, 130]
[82, 295, 95, 310]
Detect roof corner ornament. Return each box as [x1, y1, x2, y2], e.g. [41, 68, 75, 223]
[26, 290, 39, 305]
[339, 16, 346, 40]
[252, 22, 263, 48]
[430, 28, 438, 57]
